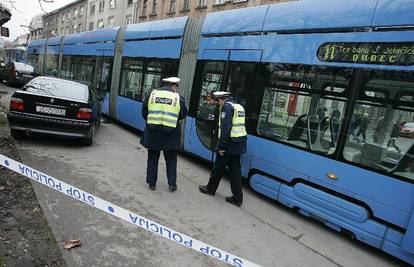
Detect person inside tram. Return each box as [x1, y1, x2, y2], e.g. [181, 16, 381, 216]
[372, 116, 385, 143]
[331, 109, 341, 143]
[349, 112, 361, 140]
[356, 113, 369, 143]
[387, 120, 402, 154]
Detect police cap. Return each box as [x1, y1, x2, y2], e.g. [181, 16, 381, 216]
[162, 77, 180, 84]
[212, 91, 231, 99]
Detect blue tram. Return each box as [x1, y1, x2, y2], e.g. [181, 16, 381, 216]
[1, 46, 26, 64]
[27, 0, 414, 264]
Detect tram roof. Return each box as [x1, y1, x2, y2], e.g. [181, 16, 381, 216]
[46, 36, 63, 46]
[124, 16, 188, 40]
[202, 0, 414, 35]
[63, 27, 119, 45]
[28, 38, 47, 48]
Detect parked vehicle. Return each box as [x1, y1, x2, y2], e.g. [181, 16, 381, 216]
[399, 122, 414, 139]
[0, 61, 37, 86]
[7, 76, 102, 145]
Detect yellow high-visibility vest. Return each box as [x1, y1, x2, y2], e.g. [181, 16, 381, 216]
[147, 89, 180, 128]
[218, 102, 247, 138]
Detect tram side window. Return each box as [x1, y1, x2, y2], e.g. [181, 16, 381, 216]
[197, 61, 226, 121]
[257, 64, 350, 155]
[95, 57, 112, 94]
[343, 70, 414, 181]
[62, 56, 95, 82]
[27, 54, 39, 72]
[45, 54, 59, 76]
[193, 60, 259, 149]
[142, 62, 162, 100]
[141, 59, 179, 101]
[119, 59, 143, 100]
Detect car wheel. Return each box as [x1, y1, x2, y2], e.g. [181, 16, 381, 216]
[10, 129, 23, 140]
[83, 127, 95, 146]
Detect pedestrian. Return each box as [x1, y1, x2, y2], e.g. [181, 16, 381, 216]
[356, 113, 369, 142]
[372, 116, 385, 143]
[140, 77, 187, 192]
[387, 120, 402, 154]
[199, 91, 247, 207]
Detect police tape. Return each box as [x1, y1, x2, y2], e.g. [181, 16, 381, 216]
[0, 153, 261, 267]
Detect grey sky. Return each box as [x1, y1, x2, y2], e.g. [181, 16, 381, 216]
[2, 0, 74, 40]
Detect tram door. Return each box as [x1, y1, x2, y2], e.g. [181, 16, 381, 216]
[189, 49, 262, 166]
[95, 49, 113, 114]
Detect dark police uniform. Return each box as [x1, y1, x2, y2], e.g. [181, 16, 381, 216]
[200, 96, 247, 205]
[141, 85, 187, 190]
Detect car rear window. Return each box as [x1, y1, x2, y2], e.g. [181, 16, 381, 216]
[13, 62, 34, 73]
[24, 77, 89, 103]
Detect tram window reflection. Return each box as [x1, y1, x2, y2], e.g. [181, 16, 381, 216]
[343, 70, 414, 181]
[257, 64, 349, 155]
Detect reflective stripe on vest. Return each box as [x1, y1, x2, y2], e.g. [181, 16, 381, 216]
[218, 102, 247, 138]
[147, 90, 180, 128]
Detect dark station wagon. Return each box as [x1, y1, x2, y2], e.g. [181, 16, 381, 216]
[0, 61, 37, 87]
[7, 76, 102, 145]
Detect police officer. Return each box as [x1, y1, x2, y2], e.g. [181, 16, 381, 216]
[141, 77, 187, 192]
[199, 91, 247, 207]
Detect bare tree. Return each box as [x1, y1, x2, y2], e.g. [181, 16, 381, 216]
[0, 0, 55, 13]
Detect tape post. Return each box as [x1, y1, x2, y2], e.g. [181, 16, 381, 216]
[0, 154, 261, 267]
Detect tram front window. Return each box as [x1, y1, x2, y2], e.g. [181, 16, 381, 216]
[257, 64, 349, 155]
[343, 70, 414, 181]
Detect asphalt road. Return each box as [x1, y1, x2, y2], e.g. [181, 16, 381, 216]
[0, 82, 407, 267]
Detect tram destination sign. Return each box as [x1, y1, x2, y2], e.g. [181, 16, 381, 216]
[317, 42, 414, 66]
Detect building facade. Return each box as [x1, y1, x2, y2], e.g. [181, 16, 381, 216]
[86, 0, 139, 31]
[28, 15, 43, 42]
[43, 0, 87, 38]
[41, 0, 293, 37]
[136, 0, 293, 22]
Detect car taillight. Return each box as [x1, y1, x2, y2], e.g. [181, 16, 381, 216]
[76, 108, 92, 120]
[10, 69, 17, 78]
[10, 97, 24, 111]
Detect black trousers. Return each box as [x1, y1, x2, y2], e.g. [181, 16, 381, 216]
[206, 154, 243, 203]
[146, 150, 177, 186]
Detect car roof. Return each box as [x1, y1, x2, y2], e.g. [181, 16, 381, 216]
[12, 62, 34, 72]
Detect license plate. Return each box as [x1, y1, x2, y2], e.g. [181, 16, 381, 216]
[36, 106, 66, 116]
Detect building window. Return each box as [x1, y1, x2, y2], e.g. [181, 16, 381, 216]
[107, 16, 115, 27]
[78, 24, 82, 31]
[99, 1, 105, 12]
[125, 14, 132, 25]
[183, 0, 190, 10]
[170, 0, 176, 13]
[142, 0, 147, 15]
[61, 13, 65, 22]
[109, 0, 116, 8]
[97, 19, 104, 29]
[67, 11, 71, 19]
[90, 5, 95, 15]
[198, 0, 206, 7]
[80, 6, 84, 16]
[215, 0, 224, 4]
[74, 8, 78, 17]
[89, 22, 94, 31]
[152, 0, 157, 15]
[127, 0, 133, 5]
[73, 24, 77, 33]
